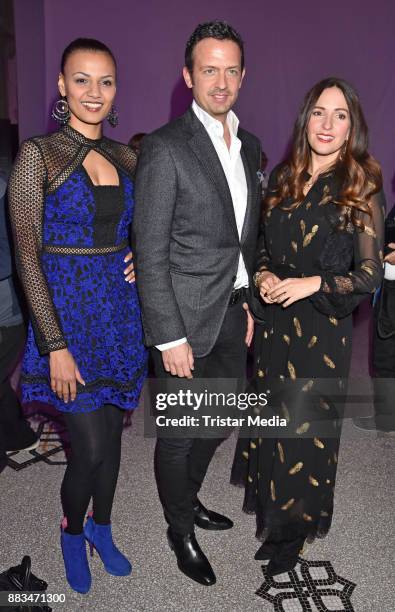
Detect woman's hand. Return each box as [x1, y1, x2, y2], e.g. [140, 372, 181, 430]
[123, 251, 135, 283]
[267, 276, 321, 307]
[49, 348, 85, 403]
[257, 271, 281, 303]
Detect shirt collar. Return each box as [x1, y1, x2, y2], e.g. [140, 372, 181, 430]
[192, 100, 240, 139]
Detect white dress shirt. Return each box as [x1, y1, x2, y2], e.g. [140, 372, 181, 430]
[156, 100, 249, 351]
[384, 262, 395, 280]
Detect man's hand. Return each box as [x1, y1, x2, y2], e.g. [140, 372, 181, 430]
[162, 342, 194, 378]
[243, 302, 254, 347]
[49, 348, 85, 403]
[257, 271, 281, 303]
[267, 276, 321, 307]
[123, 251, 135, 283]
[384, 242, 395, 265]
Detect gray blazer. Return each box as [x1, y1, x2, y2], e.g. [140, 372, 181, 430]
[133, 107, 262, 358]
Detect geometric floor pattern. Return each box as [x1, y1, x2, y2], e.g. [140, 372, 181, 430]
[257, 557, 356, 611]
[6, 415, 67, 471]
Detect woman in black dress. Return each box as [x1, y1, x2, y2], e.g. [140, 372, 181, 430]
[231, 77, 385, 576]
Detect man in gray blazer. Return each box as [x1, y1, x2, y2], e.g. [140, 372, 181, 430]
[133, 21, 262, 586]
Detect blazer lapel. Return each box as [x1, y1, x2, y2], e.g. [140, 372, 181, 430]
[239, 135, 257, 244]
[186, 110, 239, 239]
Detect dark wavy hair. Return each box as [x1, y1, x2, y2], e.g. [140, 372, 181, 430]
[185, 21, 244, 73]
[267, 77, 382, 230]
[61, 38, 116, 73]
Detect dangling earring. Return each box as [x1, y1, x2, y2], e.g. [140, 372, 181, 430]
[51, 97, 70, 124]
[107, 105, 118, 128]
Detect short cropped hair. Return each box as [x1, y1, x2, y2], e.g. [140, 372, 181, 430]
[185, 21, 244, 73]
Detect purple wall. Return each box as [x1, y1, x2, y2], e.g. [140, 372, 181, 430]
[14, 0, 395, 202]
[13, 0, 46, 142]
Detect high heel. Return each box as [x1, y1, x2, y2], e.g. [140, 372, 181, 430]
[83, 516, 132, 576]
[60, 521, 91, 594]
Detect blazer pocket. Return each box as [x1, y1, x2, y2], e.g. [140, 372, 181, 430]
[170, 271, 202, 334]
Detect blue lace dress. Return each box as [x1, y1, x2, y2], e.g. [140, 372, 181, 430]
[9, 125, 147, 413]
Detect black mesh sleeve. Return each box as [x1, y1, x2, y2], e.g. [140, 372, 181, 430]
[8, 139, 67, 354]
[310, 190, 385, 318]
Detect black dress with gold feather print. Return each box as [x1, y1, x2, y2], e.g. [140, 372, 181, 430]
[231, 165, 385, 545]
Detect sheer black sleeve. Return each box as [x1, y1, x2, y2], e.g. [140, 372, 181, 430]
[8, 139, 67, 354]
[310, 190, 385, 318]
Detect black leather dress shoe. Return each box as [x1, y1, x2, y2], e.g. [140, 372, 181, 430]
[167, 528, 216, 586]
[193, 499, 233, 531]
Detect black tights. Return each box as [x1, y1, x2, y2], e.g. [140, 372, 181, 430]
[61, 404, 124, 534]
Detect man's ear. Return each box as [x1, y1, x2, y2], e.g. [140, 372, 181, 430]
[183, 66, 193, 90]
[58, 72, 66, 97]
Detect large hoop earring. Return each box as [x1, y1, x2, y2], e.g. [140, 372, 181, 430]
[51, 97, 70, 124]
[107, 105, 118, 128]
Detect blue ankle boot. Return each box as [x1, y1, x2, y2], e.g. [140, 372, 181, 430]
[60, 529, 91, 593]
[83, 516, 132, 576]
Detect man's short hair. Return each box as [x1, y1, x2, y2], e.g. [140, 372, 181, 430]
[185, 21, 244, 73]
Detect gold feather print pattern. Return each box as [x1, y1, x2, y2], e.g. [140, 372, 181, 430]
[248, 476, 253, 483]
[288, 361, 296, 380]
[303, 225, 319, 247]
[361, 264, 374, 276]
[283, 334, 290, 345]
[306, 201, 312, 209]
[323, 354, 336, 369]
[291, 241, 298, 253]
[342, 336, 346, 346]
[309, 475, 319, 486]
[302, 379, 314, 392]
[320, 398, 330, 410]
[289, 461, 303, 475]
[293, 317, 302, 337]
[308, 336, 317, 348]
[296, 422, 310, 434]
[329, 316, 338, 326]
[281, 402, 290, 421]
[250, 441, 257, 449]
[258, 369, 265, 378]
[264, 330, 268, 339]
[314, 437, 325, 449]
[242, 451, 249, 460]
[363, 225, 376, 238]
[277, 442, 285, 463]
[300, 220, 306, 236]
[270, 480, 276, 501]
[303, 513, 313, 521]
[281, 498, 295, 511]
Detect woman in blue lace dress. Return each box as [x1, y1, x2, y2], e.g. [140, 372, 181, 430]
[9, 39, 147, 594]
